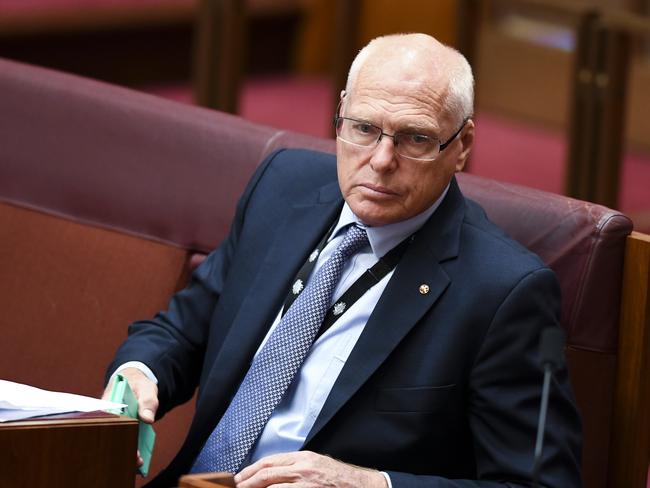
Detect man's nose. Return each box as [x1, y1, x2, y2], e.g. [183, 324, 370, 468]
[369, 134, 398, 171]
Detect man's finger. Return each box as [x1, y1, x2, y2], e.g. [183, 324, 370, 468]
[105, 367, 159, 424]
[126, 369, 158, 422]
[235, 465, 292, 488]
[235, 451, 387, 488]
[236, 452, 296, 482]
[130, 379, 158, 424]
[140, 407, 155, 423]
[235, 459, 271, 483]
[100, 379, 114, 401]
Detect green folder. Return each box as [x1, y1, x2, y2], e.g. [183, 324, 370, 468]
[108, 374, 156, 477]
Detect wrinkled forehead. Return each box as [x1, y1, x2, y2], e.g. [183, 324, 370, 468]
[347, 51, 454, 128]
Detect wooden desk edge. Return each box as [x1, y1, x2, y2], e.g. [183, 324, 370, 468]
[0, 413, 138, 430]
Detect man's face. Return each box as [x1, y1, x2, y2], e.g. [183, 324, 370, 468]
[336, 68, 473, 227]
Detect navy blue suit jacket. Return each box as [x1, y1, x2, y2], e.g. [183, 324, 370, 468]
[109, 148, 582, 487]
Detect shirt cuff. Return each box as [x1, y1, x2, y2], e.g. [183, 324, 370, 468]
[112, 361, 158, 384]
[380, 471, 393, 488]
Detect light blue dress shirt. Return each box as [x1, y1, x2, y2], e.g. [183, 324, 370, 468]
[116, 185, 449, 485]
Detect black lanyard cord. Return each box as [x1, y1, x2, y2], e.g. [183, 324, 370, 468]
[281, 226, 413, 339]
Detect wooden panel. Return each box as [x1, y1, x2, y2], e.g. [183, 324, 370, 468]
[0, 1, 196, 36]
[474, 1, 650, 153]
[475, 25, 573, 128]
[179, 473, 236, 487]
[0, 3, 195, 87]
[627, 56, 650, 153]
[592, 27, 631, 208]
[0, 202, 189, 394]
[358, 0, 457, 46]
[193, 0, 246, 112]
[296, 0, 457, 77]
[609, 231, 650, 487]
[564, 7, 600, 201]
[0, 415, 138, 488]
[0, 201, 195, 487]
[566, 347, 617, 488]
[332, 0, 362, 112]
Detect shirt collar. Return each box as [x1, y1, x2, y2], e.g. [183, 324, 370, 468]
[331, 184, 450, 258]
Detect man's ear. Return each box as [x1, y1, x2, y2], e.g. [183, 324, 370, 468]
[337, 90, 348, 116]
[455, 119, 475, 172]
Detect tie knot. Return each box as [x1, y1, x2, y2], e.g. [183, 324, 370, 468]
[336, 224, 369, 258]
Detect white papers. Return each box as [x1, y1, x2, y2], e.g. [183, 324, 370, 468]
[0, 380, 126, 422]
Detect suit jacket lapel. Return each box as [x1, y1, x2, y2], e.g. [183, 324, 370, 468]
[305, 178, 466, 444]
[197, 181, 344, 419]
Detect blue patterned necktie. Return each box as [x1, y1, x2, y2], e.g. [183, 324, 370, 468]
[192, 224, 369, 474]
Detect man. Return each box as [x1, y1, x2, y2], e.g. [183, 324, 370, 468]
[105, 33, 582, 487]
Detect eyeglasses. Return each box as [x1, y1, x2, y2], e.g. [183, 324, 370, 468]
[333, 116, 465, 162]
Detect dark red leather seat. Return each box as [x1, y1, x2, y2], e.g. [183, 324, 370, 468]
[0, 57, 647, 488]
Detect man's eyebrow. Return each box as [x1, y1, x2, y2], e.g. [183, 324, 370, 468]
[346, 114, 440, 136]
[397, 122, 440, 136]
[346, 114, 377, 124]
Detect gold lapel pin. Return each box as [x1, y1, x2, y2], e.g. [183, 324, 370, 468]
[419, 284, 430, 295]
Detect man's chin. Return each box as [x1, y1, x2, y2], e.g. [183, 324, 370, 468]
[349, 204, 400, 227]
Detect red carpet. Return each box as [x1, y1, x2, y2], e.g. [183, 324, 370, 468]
[470, 113, 650, 233]
[151, 75, 650, 233]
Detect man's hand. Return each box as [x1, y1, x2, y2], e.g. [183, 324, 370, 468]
[101, 367, 159, 468]
[233, 451, 388, 488]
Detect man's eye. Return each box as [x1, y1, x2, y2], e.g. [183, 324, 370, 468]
[353, 123, 374, 134]
[408, 134, 431, 145]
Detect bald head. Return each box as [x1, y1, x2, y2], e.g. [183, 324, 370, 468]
[345, 34, 474, 127]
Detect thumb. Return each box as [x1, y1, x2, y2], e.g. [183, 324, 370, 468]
[135, 389, 158, 424]
[139, 407, 156, 424]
